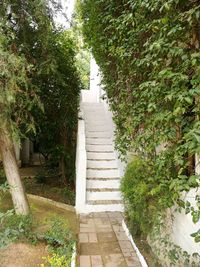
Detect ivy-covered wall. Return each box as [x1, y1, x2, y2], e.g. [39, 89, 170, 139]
[78, 0, 200, 265]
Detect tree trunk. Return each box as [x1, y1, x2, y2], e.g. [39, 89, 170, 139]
[60, 155, 67, 185]
[59, 126, 68, 185]
[0, 127, 29, 215]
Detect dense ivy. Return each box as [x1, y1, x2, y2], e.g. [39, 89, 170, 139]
[79, 0, 200, 244]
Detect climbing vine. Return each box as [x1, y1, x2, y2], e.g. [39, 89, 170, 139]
[78, 0, 200, 252]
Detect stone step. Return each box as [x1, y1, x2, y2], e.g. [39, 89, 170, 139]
[87, 188, 120, 192]
[82, 105, 104, 109]
[86, 138, 113, 145]
[87, 191, 121, 201]
[86, 132, 112, 138]
[87, 177, 120, 181]
[85, 128, 111, 132]
[85, 124, 109, 130]
[87, 152, 116, 160]
[87, 160, 117, 169]
[85, 118, 107, 122]
[86, 144, 113, 152]
[87, 200, 123, 205]
[87, 169, 120, 179]
[87, 179, 120, 189]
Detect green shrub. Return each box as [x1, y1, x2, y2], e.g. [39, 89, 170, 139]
[41, 253, 71, 267]
[121, 156, 172, 236]
[0, 167, 6, 183]
[0, 213, 36, 248]
[43, 218, 75, 263]
[62, 187, 75, 205]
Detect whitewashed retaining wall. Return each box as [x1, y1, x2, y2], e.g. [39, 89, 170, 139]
[171, 154, 200, 254]
[75, 109, 87, 213]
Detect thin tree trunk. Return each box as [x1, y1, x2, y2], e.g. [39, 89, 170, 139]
[59, 126, 68, 185]
[60, 155, 67, 185]
[0, 126, 29, 215]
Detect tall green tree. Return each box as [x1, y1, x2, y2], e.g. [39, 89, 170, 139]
[0, 0, 81, 213]
[0, 32, 34, 215]
[0, 0, 56, 215]
[33, 30, 81, 184]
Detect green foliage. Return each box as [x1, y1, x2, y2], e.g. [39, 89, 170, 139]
[42, 218, 75, 267]
[0, 31, 38, 139]
[79, 0, 200, 247]
[0, 212, 36, 248]
[149, 215, 200, 266]
[0, 0, 81, 184]
[121, 157, 173, 235]
[41, 253, 71, 267]
[62, 187, 75, 205]
[32, 30, 81, 182]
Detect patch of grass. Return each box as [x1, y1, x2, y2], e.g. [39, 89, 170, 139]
[0, 191, 77, 266]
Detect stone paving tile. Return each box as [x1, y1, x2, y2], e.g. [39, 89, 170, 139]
[125, 256, 142, 267]
[89, 233, 98, 243]
[80, 255, 91, 267]
[93, 212, 109, 218]
[109, 217, 123, 225]
[107, 212, 123, 218]
[99, 242, 122, 254]
[79, 233, 89, 243]
[94, 218, 111, 226]
[112, 225, 124, 232]
[78, 212, 142, 267]
[97, 232, 117, 243]
[91, 255, 103, 267]
[115, 231, 129, 241]
[96, 226, 113, 233]
[118, 240, 134, 250]
[80, 227, 96, 233]
[103, 253, 127, 267]
[80, 243, 101, 255]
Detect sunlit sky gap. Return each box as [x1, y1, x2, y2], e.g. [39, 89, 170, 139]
[54, 0, 75, 28]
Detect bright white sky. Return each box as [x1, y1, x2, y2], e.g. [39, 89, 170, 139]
[54, 0, 75, 28]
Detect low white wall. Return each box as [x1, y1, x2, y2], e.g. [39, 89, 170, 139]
[171, 193, 200, 255]
[75, 110, 87, 213]
[171, 154, 200, 254]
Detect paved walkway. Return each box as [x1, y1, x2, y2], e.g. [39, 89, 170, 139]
[78, 212, 142, 267]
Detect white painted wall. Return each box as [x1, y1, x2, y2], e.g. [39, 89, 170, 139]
[171, 154, 200, 254]
[75, 109, 87, 213]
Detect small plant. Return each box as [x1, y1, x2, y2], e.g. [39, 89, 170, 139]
[0, 212, 36, 248]
[0, 167, 6, 183]
[41, 253, 71, 267]
[35, 169, 48, 184]
[62, 187, 75, 205]
[41, 218, 75, 267]
[121, 156, 173, 236]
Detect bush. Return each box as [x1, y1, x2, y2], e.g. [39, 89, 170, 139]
[0, 213, 36, 248]
[42, 218, 75, 267]
[121, 156, 171, 236]
[41, 254, 71, 267]
[62, 187, 75, 205]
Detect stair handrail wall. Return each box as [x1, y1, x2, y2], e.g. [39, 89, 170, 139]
[75, 107, 87, 213]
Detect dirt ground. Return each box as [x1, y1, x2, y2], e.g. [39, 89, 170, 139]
[0, 194, 78, 267]
[0, 242, 48, 267]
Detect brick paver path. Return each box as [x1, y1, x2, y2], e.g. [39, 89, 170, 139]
[78, 212, 142, 267]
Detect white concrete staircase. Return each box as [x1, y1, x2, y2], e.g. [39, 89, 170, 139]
[82, 102, 123, 212]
